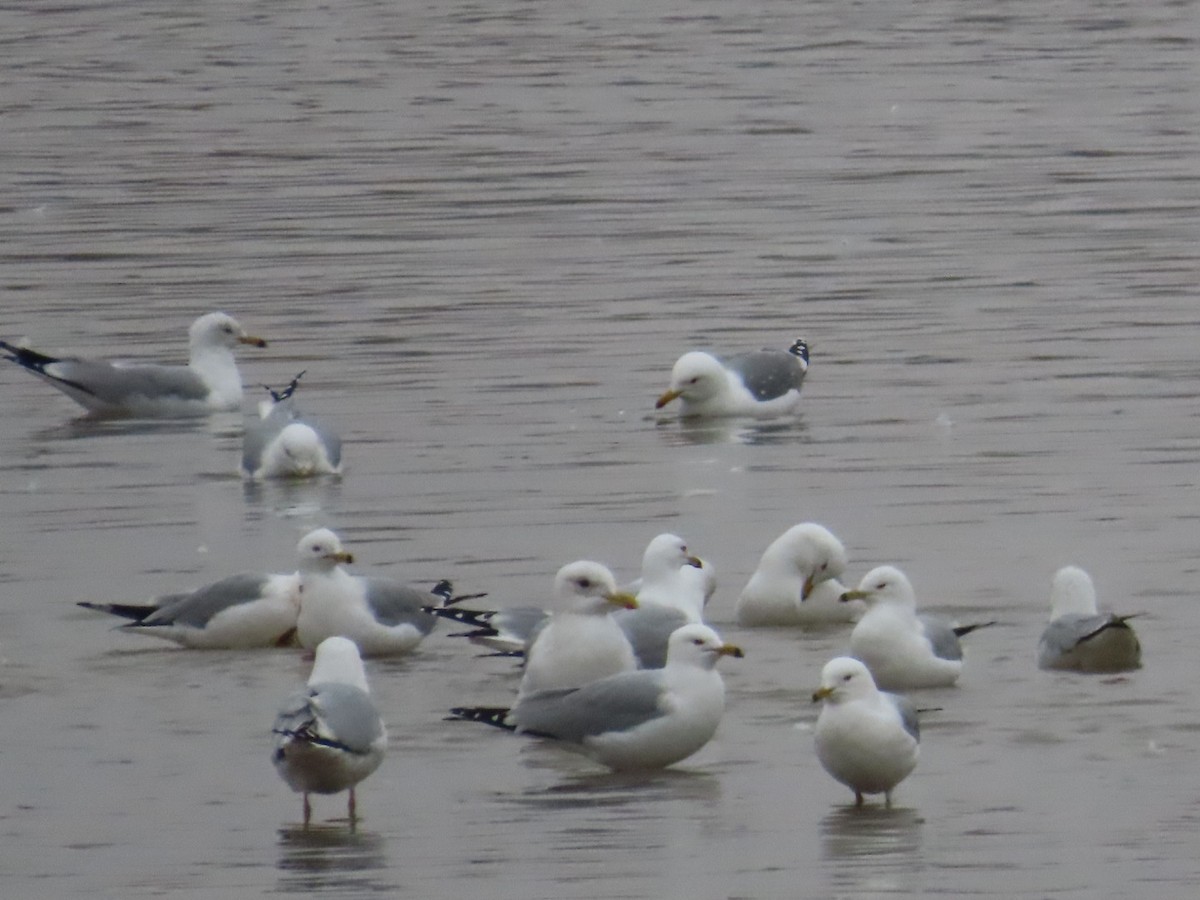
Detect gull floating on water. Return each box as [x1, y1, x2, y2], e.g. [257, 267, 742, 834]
[841, 565, 995, 690]
[0, 312, 266, 416]
[242, 371, 342, 480]
[655, 338, 808, 418]
[78, 572, 301, 649]
[450, 624, 743, 771]
[272, 636, 387, 826]
[294, 528, 446, 657]
[736, 522, 862, 627]
[813, 656, 920, 807]
[1038, 565, 1142, 673]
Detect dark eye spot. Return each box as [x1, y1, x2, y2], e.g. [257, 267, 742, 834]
[577, 578, 592, 589]
[843, 673, 853, 682]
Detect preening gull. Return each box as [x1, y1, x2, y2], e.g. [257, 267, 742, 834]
[655, 338, 808, 418]
[813, 656, 920, 807]
[736, 523, 861, 627]
[294, 528, 444, 657]
[242, 372, 342, 480]
[78, 572, 301, 649]
[842, 566, 995, 690]
[272, 636, 387, 826]
[0, 312, 266, 416]
[1038, 565, 1142, 673]
[450, 624, 743, 771]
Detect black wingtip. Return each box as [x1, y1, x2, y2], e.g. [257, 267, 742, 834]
[952, 620, 998, 638]
[788, 338, 809, 363]
[446, 706, 516, 731]
[424, 605, 499, 629]
[265, 370, 306, 403]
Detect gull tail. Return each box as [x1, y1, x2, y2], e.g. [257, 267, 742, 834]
[446, 706, 516, 731]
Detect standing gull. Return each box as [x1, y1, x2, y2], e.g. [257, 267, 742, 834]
[294, 528, 445, 657]
[1038, 565, 1142, 673]
[655, 338, 808, 418]
[242, 371, 342, 480]
[451, 624, 743, 771]
[0, 312, 266, 416]
[78, 572, 300, 649]
[842, 566, 995, 690]
[736, 523, 862, 627]
[812, 656, 920, 807]
[272, 636, 387, 826]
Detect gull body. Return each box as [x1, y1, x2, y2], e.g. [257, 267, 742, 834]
[1038, 566, 1142, 673]
[242, 377, 341, 479]
[655, 338, 808, 419]
[272, 636, 387, 825]
[813, 656, 919, 806]
[0, 312, 266, 416]
[736, 523, 861, 627]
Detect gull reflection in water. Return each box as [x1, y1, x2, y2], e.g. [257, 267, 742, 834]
[821, 806, 925, 893]
[275, 824, 390, 895]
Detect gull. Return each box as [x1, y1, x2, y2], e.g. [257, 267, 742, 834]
[736, 523, 863, 627]
[450, 624, 743, 771]
[78, 572, 300, 649]
[841, 565, 995, 690]
[0, 312, 266, 416]
[294, 528, 445, 657]
[1038, 565, 1142, 673]
[242, 371, 342, 480]
[655, 338, 808, 418]
[272, 636, 387, 826]
[812, 656, 920, 807]
[517, 560, 640, 699]
[615, 563, 713, 669]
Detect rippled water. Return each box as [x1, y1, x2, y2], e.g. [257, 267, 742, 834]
[1, 0, 1198, 896]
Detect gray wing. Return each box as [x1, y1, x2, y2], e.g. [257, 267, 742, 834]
[304, 418, 342, 467]
[726, 349, 805, 401]
[513, 669, 668, 742]
[362, 578, 439, 635]
[885, 691, 921, 742]
[274, 682, 383, 754]
[919, 614, 964, 661]
[1037, 613, 1119, 664]
[612, 606, 688, 669]
[241, 408, 287, 474]
[135, 574, 273, 628]
[46, 359, 207, 404]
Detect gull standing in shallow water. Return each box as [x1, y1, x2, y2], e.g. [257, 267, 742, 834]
[813, 656, 920, 807]
[1038, 565, 1142, 673]
[272, 636, 387, 826]
[0, 312, 266, 416]
[842, 565, 996, 690]
[294, 528, 445, 657]
[450, 624, 743, 771]
[78, 572, 301, 649]
[655, 338, 809, 418]
[736, 522, 862, 627]
[241, 372, 342, 480]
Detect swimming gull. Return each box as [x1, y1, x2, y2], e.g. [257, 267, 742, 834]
[0, 311, 266, 416]
[294, 528, 445, 657]
[272, 636, 387, 826]
[812, 656, 920, 807]
[242, 371, 342, 480]
[736, 523, 862, 627]
[450, 623, 743, 771]
[841, 565, 995, 690]
[655, 338, 808, 418]
[78, 572, 301, 649]
[1038, 565, 1142, 673]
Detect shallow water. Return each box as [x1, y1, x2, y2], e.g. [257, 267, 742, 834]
[1, 0, 1198, 896]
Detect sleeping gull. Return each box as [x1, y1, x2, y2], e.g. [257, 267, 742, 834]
[450, 623, 743, 771]
[78, 572, 301, 649]
[1038, 565, 1142, 673]
[812, 656, 920, 807]
[655, 338, 808, 418]
[0, 311, 266, 416]
[294, 528, 445, 657]
[841, 565, 995, 690]
[272, 636, 387, 826]
[242, 371, 342, 480]
[736, 523, 862, 627]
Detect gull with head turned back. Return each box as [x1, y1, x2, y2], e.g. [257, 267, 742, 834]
[736, 523, 861, 627]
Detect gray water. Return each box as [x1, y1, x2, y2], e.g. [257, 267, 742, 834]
[1, 0, 1198, 896]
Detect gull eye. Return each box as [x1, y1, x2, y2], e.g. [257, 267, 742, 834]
[577, 578, 592, 589]
[691, 637, 706, 646]
[842, 672, 853, 682]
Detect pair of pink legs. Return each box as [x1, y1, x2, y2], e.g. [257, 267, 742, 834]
[301, 788, 358, 827]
